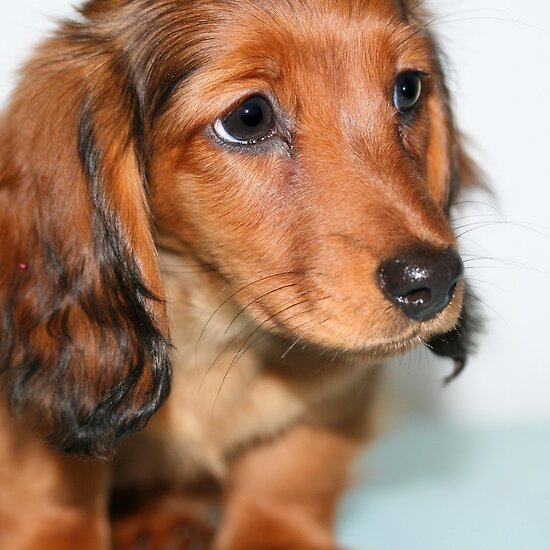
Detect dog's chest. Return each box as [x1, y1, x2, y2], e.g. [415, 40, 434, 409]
[112, 257, 311, 483]
[113, 256, 373, 488]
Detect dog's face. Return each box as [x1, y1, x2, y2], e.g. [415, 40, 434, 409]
[0, 0, 477, 456]
[148, 0, 464, 354]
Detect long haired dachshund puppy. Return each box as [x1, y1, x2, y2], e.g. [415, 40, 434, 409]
[0, 0, 479, 548]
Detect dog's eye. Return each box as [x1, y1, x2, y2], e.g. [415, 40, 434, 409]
[214, 96, 274, 144]
[393, 72, 423, 114]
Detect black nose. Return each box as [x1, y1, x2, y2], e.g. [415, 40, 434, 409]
[378, 246, 464, 322]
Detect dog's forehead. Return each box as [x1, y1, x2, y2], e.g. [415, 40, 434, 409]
[197, 0, 425, 79]
[213, 0, 407, 42]
[183, 0, 430, 106]
[220, 0, 409, 20]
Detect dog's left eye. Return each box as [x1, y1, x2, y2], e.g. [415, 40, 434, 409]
[213, 95, 275, 144]
[393, 72, 424, 114]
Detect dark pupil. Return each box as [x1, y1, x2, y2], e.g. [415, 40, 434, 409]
[240, 102, 264, 127]
[400, 78, 417, 100]
[395, 73, 421, 113]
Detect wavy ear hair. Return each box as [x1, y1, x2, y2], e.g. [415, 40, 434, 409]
[0, 11, 177, 457]
[426, 109, 483, 382]
[394, 0, 484, 378]
[427, 123, 483, 384]
[397, 0, 481, 383]
[426, 137, 483, 383]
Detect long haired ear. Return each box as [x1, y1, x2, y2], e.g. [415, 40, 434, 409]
[426, 134, 484, 380]
[0, 25, 171, 457]
[412, 9, 485, 378]
[426, 131, 484, 381]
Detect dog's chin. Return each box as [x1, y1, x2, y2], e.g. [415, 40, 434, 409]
[266, 317, 459, 368]
[265, 292, 465, 365]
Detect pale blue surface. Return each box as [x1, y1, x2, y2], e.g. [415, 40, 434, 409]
[338, 422, 550, 550]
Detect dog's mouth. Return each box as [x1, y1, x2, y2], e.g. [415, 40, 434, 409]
[181, 242, 466, 365]
[240, 278, 465, 363]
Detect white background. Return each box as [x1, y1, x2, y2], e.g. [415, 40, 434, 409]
[1, 1, 549, 424]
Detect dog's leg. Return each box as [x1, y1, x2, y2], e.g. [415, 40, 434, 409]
[0, 406, 110, 550]
[215, 423, 361, 550]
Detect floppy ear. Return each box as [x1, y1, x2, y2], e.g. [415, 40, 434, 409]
[426, 132, 484, 381]
[413, 15, 484, 378]
[424, 130, 483, 378]
[0, 28, 171, 457]
[425, 131, 483, 381]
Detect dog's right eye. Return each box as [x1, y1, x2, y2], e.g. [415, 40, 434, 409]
[393, 72, 424, 114]
[213, 96, 275, 144]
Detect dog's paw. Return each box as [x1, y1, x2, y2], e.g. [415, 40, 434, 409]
[111, 494, 214, 550]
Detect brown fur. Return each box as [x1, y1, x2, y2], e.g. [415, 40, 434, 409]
[0, 1, 478, 548]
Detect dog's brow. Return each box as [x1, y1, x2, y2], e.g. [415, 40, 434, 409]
[151, 69, 197, 121]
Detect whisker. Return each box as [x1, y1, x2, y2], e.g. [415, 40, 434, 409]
[194, 271, 303, 365]
[398, 9, 512, 48]
[400, 8, 545, 61]
[237, 298, 331, 365]
[454, 219, 548, 232]
[198, 313, 258, 393]
[211, 307, 316, 411]
[463, 277, 504, 292]
[223, 283, 300, 335]
[450, 200, 501, 214]
[462, 255, 547, 276]
[464, 292, 503, 322]
[212, 299, 324, 411]
[428, 15, 546, 35]
[450, 213, 502, 224]
[456, 220, 550, 240]
[252, 313, 331, 368]
[199, 288, 313, 391]
[278, 313, 333, 360]
[465, 265, 547, 274]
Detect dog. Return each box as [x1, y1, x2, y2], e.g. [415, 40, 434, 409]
[0, 1, 479, 548]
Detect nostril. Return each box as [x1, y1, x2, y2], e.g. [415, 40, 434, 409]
[399, 288, 431, 306]
[378, 245, 463, 322]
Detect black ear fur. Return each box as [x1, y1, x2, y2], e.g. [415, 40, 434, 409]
[0, 12, 174, 458]
[426, 288, 483, 384]
[413, 5, 485, 380]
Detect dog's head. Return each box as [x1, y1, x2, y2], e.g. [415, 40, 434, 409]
[0, 0, 479, 457]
